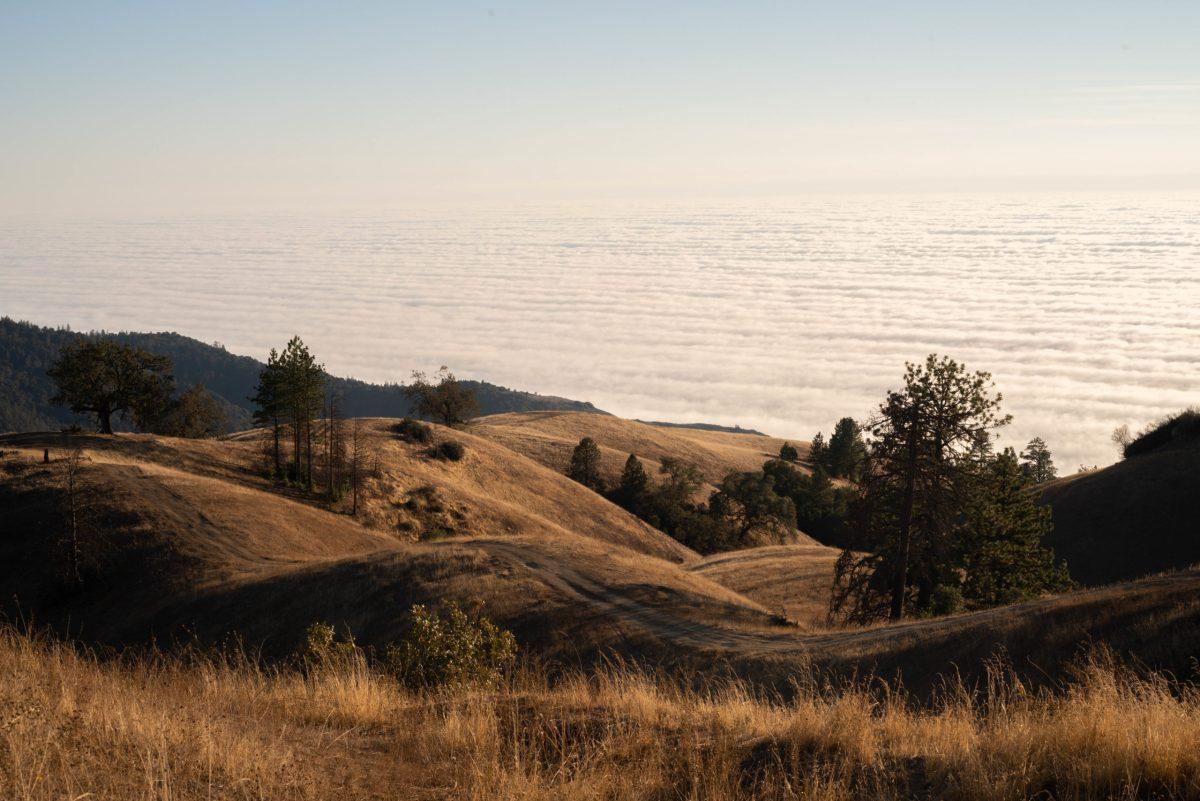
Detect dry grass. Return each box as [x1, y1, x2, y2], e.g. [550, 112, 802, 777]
[691, 545, 845, 630]
[3, 625, 1199, 801]
[470, 411, 803, 487]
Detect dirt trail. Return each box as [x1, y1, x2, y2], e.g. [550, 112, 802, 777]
[461, 539, 1200, 665]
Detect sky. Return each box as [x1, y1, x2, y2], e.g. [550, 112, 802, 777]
[2, 1, 1199, 214]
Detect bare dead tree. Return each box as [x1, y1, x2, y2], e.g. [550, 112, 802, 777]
[59, 441, 88, 587]
[349, 418, 363, 515]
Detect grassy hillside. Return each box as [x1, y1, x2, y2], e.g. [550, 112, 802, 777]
[4, 424, 1200, 694]
[470, 410, 802, 487]
[1037, 445, 1200, 585]
[0, 317, 603, 433]
[0, 424, 773, 660]
[690, 543, 842, 627]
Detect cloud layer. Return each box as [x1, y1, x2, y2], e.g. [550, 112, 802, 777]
[3, 193, 1197, 469]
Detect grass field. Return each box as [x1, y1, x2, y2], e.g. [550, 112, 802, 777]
[3, 624, 1199, 800]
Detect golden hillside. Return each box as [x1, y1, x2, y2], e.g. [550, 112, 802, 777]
[470, 410, 803, 486]
[3, 421, 1199, 692]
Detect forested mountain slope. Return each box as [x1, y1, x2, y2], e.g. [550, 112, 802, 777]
[0, 317, 602, 433]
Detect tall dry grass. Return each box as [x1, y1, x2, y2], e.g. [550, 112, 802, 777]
[1, 625, 1197, 800]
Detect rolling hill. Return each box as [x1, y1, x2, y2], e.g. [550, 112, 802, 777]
[1037, 444, 1200, 585]
[469, 410, 804, 487]
[4, 420, 1199, 694]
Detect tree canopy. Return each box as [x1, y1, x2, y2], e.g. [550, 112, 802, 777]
[404, 366, 479, 428]
[48, 339, 174, 434]
[566, 437, 605, 492]
[1019, 437, 1057, 484]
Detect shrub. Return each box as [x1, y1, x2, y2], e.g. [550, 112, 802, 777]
[431, 440, 465, 461]
[384, 602, 516, 690]
[298, 621, 360, 670]
[1124, 409, 1200, 460]
[393, 418, 433, 444]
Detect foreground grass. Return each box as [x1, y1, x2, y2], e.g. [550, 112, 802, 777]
[1, 627, 1198, 800]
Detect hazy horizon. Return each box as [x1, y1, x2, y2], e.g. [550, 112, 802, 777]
[4, 192, 1197, 470]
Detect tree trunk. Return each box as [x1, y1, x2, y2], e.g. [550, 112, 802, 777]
[889, 429, 919, 621]
[99, 408, 113, 435]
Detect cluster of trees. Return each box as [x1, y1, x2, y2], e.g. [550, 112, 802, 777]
[806, 417, 868, 481]
[251, 337, 377, 510]
[567, 354, 1071, 622]
[829, 355, 1071, 623]
[47, 338, 225, 437]
[567, 437, 800, 553]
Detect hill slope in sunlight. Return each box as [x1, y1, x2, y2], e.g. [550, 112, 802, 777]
[3, 422, 1199, 695]
[470, 410, 804, 487]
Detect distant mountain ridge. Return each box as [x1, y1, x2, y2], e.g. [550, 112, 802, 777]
[0, 317, 603, 433]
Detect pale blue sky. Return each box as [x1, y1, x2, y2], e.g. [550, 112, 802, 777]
[2, 2, 1198, 213]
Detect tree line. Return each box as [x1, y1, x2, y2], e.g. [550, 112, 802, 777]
[566, 353, 1072, 623]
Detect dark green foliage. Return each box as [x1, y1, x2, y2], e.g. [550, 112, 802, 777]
[778, 442, 800, 463]
[761, 459, 856, 547]
[1123, 409, 1200, 460]
[432, 440, 466, 461]
[807, 432, 827, 470]
[383, 603, 517, 690]
[1, 318, 601, 434]
[609, 453, 650, 513]
[299, 621, 359, 670]
[708, 470, 796, 546]
[567, 437, 605, 492]
[825, 417, 867, 480]
[143, 384, 226, 438]
[278, 337, 325, 485]
[393, 417, 433, 444]
[960, 449, 1073, 608]
[635, 457, 737, 553]
[47, 338, 174, 434]
[1019, 436, 1057, 484]
[831, 354, 1012, 623]
[404, 366, 479, 428]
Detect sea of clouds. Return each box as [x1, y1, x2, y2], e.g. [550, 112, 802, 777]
[2, 193, 1197, 469]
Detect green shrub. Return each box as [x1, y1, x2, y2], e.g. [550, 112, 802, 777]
[384, 602, 516, 690]
[431, 440, 465, 461]
[299, 621, 360, 669]
[393, 418, 433, 444]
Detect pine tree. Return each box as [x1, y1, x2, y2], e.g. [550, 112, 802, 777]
[611, 453, 649, 512]
[831, 354, 1011, 623]
[779, 442, 800, 463]
[1019, 437, 1057, 484]
[252, 349, 285, 477]
[808, 432, 828, 471]
[961, 448, 1073, 607]
[566, 437, 604, 492]
[826, 417, 867, 481]
[276, 337, 325, 486]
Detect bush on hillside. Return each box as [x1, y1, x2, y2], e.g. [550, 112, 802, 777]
[384, 602, 516, 689]
[1124, 409, 1200, 460]
[393, 418, 433, 444]
[431, 440, 465, 461]
[299, 621, 360, 670]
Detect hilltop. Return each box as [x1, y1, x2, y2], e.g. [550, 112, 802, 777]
[1038, 442, 1200, 585]
[470, 410, 803, 487]
[0, 317, 603, 434]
